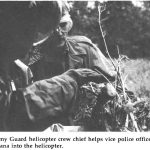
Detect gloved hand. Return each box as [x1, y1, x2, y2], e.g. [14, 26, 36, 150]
[63, 68, 109, 86]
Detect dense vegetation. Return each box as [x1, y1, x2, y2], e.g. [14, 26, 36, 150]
[69, 1, 150, 131]
[121, 59, 150, 98]
[69, 1, 150, 59]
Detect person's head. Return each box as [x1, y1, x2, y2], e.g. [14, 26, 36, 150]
[59, 1, 73, 35]
[0, 1, 62, 63]
[33, 1, 73, 47]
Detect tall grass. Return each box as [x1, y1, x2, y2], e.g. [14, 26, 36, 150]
[120, 58, 150, 98]
[97, 3, 150, 131]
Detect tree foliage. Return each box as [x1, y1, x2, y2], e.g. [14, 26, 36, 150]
[69, 1, 150, 58]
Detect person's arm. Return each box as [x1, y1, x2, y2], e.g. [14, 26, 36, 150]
[23, 71, 78, 121]
[84, 42, 116, 81]
[71, 35, 116, 81]
[22, 68, 108, 120]
[6, 68, 106, 130]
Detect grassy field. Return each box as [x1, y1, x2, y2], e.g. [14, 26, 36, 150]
[120, 58, 150, 99]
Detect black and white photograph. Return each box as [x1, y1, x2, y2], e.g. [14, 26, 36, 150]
[0, 0, 150, 133]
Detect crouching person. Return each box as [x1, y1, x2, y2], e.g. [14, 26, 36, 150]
[0, 1, 116, 131]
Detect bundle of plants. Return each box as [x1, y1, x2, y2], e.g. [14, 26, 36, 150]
[72, 2, 150, 132]
[73, 81, 150, 132]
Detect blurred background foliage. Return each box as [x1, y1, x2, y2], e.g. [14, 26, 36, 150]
[69, 1, 150, 59]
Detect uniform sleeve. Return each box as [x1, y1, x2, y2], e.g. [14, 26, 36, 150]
[22, 68, 106, 122]
[22, 74, 78, 121]
[86, 43, 116, 81]
[6, 68, 110, 130]
[71, 35, 116, 80]
[5, 73, 78, 131]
